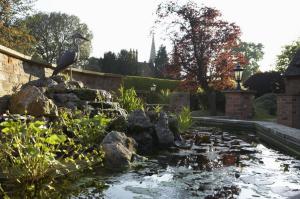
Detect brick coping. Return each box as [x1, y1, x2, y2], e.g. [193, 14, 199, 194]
[192, 116, 300, 157]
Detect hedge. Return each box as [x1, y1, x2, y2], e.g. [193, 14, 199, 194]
[123, 76, 181, 91]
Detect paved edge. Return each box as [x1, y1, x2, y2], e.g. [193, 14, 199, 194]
[192, 117, 300, 158]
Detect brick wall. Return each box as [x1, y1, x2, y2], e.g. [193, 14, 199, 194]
[0, 45, 123, 112]
[285, 77, 300, 95]
[277, 95, 300, 128]
[224, 91, 254, 120]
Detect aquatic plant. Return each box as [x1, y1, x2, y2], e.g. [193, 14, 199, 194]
[117, 86, 144, 113]
[177, 107, 192, 133]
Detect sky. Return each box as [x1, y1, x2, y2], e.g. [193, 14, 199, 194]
[34, 0, 300, 71]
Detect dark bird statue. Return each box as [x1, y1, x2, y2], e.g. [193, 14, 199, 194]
[52, 33, 89, 78]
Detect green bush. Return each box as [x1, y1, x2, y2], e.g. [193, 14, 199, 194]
[254, 93, 277, 119]
[123, 76, 180, 91]
[117, 86, 144, 113]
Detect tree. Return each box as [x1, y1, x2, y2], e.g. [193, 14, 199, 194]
[233, 41, 264, 81]
[244, 71, 284, 97]
[100, 49, 138, 75]
[0, 0, 36, 54]
[154, 45, 169, 78]
[156, 0, 246, 91]
[0, 0, 36, 25]
[20, 12, 93, 64]
[275, 39, 300, 73]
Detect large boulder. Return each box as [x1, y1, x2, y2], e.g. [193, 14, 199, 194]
[128, 110, 153, 132]
[127, 110, 156, 154]
[101, 131, 137, 169]
[107, 115, 128, 132]
[9, 85, 58, 117]
[155, 112, 174, 146]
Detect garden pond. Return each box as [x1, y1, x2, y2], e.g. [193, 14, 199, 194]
[6, 127, 300, 199]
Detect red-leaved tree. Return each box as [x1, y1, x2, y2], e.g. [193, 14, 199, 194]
[157, 0, 247, 91]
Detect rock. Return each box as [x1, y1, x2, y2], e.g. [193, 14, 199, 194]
[94, 108, 127, 118]
[101, 131, 137, 168]
[50, 75, 67, 83]
[22, 77, 58, 89]
[130, 131, 156, 154]
[98, 90, 112, 102]
[68, 80, 84, 89]
[9, 85, 58, 117]
[52, 93, 81, 104]
[47, 82, 71, 93]
[72, 88, 103, 101]
[89, 101, 120, 109]
[146, 111, 159, 123]
[128, 110, 153, 132]
[107, 115, 128, 132]
[168, 116, 182, 141]
[155, 112, 174, 146]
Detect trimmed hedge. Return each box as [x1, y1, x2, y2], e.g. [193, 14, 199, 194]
[123, 76, 181, 91]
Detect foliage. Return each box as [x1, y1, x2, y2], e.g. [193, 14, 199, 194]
[275, 39, 300, 73]
[0, 0, 36, 55]
[0, 112, 108, 197]
[20, 12, 93, 64]
[156, 0, 246, 91]
[0, 23, 36, 55]
[244, 71, 284, 97]
[57, 110, 110, 145]
[254, 93, 277, 117]
[233, 41, 264, 81]
[123, 76, 180, 91]
[0, 0, 36, 25]
[177, 107, 192, 133]
[117, 86, 144, 113]
[154, 45, 169, 78]
[153, 104, 163, 113]
[100, 49, 139, 75]
[0, 119, 66, 185]
[160, 89, 171, 104]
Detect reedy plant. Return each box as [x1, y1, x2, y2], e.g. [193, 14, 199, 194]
[177, 107, 192, 133]
[117, 86, 144, 113]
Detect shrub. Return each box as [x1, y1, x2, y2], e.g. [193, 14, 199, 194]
[123, 76, 180, 91]
[117, 86, 144, 113]
[244, 72, 285, 97]
[0, 112, 107, 196]
[254, 93, 277, 118]
[177, 107, 192, 133]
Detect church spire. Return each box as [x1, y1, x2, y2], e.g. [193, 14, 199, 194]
[149, 34, 156, 63]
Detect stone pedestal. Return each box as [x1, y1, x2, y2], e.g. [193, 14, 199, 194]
[224, 90, 255, 120]
[277, 94, 300, 129]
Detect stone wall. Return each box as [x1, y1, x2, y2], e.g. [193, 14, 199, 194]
[224, 90, 255, 120]
[277, 94, 300, 129]
[0, 45, 123, 112]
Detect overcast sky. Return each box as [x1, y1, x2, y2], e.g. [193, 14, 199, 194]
[34, 0, 300, 71]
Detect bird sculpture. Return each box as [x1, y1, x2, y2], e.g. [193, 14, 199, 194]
[52, 33, 89, 79]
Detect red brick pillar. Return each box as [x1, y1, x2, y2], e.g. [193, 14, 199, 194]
[224, 90, 255, 120]
[277, 94, 300, 129]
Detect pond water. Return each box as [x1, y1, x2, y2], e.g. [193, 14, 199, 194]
[6, 128, 300, 198]
[62, 128, 300, 199]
